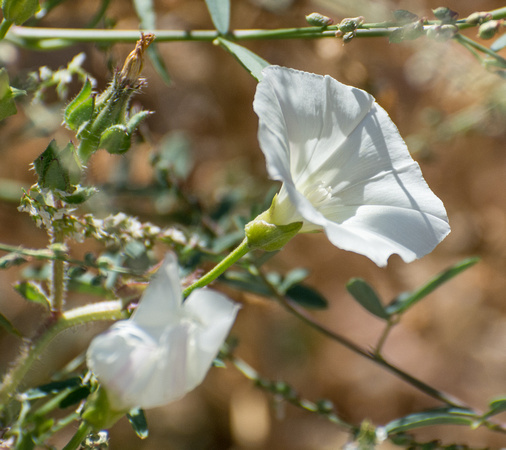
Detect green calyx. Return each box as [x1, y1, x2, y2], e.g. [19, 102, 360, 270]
[82, 387, 126, 430]
[245, 212, 302, 252]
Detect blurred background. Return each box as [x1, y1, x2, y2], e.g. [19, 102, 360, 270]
[1, 0, 506, 448]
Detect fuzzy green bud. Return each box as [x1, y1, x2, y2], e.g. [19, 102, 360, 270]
[432, 7, 458, 24]
[305, 12, 334, 27]
[426, 24, 457, 42]
[478, 20, 502, 40]
[338, 16, 364, 33]
[1, 0, 39, 25]
[245, 215, 302, 252]
[466, 12, 493, 25]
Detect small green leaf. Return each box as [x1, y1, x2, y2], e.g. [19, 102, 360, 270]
[205, 0, 231, 35]
[59, 385, 91, 408]
[60, 185, 98, 204]
[279, 268, 309, 293]
[14, 281, 50, 309]
[216, 38, 270, 81]
[0, 253, 28, 269]
[385, 408, 476, 434]
[491, 34, 506, 52]
[222, 271, 272, 297]
[127, 408, 148, 439]
[1, 0, 40, 25]
[0, 311, 22, 337]
[346, 278, 389, 319]
[386, 257, 480, 316]
[286, 284, 328, 310]
[0, 68, 21, 121]
[64, 78, 94, 131]
[23, 378, 83, 400]
[33, 141, 82, 192]
[483, 397, 506, 419]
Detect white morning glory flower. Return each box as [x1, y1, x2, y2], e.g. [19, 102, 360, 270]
[252, 66, 450, 267]
[86, 254, 240, 412]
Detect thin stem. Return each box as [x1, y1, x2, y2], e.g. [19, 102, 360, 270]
[51, 229, 65, 312]
[0, 300, 126, 406]
[182, 238, 250, 297]
[0, 241, 136, 275]
[455, 34, 506, 66]
[62, 421, 92, 450]
[375, 319, 396, 355]
[255, 267, 468, 409]
[229, 354, 354, 431]
[0, 19, 13, 40]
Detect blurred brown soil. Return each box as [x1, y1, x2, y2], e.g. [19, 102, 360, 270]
[1, 0, 506, 449]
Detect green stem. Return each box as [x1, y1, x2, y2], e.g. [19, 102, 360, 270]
[51, 229, 65, 312]
[3, 5, 505, 46]
[0, 19, 13, 40]
[455, 33, 506, 66]
[254, 267, 468, 410]
[0, 241, 136, 275]
[183, 239, 250, 297]
[0, 300, 126, 406]
[62, 421, 92, 450]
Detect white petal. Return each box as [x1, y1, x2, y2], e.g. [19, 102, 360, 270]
[254, 66, 450, 266]
[86, 321, 190, 411]
[132, 253, 183, 329]
[183, 289, 240, 390]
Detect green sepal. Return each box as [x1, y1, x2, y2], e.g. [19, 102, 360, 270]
[126, 109, 151, 134]
[99, 125, 131, 155]
[82, 387, 126, 430]
[33, 141, 83, 192]
[1, 0, 40, 25]
[0, 68, 24, 121]
[64, 78, 94, 131]
[127, 408, 149, 439]
[245, 214, 302, 252]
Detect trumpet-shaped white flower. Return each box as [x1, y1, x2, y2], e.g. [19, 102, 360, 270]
[253, 66, 450, 266]
[86, 254, 240, 412]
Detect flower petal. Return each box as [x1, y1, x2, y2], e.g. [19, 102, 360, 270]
[132, 253, 183, 329]
[183, 288, 240, 390]
[86, 321, 189, 411]
[254, 66, 450, 266]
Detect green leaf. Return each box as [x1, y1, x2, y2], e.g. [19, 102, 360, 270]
[63, 78, 94, 131]
[127, 408, 148, 439]
[60, 185, 98, 205]
[0, 311, 22, 337]
[483, 397, 506, 419]
[14, 281, 50, 309]
[385, 408, 476, 434]
[0, 67, 20, 121]
[386, 257, 480, 316]
[346, 278, 389, 319]
[279, 268, 309, 293]
[59, 385, 91, 408]
[286, 284, 328, 310]
[222, 270, 272, 297]
[491, 33, 506, 52]
[216, 38, 269, 81]
[0, 253, 28, 269]
[205, 0, 231, 35]
[33, 140, 82, 192]
[23, 378, 83, 400]
[1, 0, 40, 25]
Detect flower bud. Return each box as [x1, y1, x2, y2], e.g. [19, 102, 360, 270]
[466, 12, 493, 25]
[338, 16, 364, 33]
[1, 0, 39, 25]
[342, 30, 356, 44]
[432, 7, 458, 24]
[426, 24, 457, 42]
[305, 12, 334, 27]
[478, 20, 503, 40]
